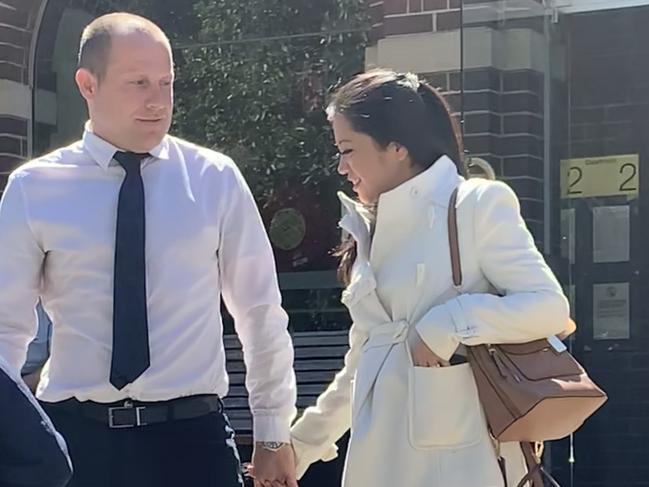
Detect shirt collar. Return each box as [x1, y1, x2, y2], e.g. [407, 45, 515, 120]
[82, 122, 171, 171]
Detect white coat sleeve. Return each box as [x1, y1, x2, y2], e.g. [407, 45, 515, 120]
[415, 181, 570, 361]
[290, 323, 367, 479]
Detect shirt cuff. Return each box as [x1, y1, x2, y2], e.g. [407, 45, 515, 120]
[253, 413, 292, 443]
[415, 300, 468, 361]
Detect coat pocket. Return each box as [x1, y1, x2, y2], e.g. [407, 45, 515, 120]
[407, 362, 484, 450]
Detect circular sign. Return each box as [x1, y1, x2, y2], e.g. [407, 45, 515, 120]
[269, 208, 307, 251]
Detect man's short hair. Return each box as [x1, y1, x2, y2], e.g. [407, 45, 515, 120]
[77, 12, 170, 80]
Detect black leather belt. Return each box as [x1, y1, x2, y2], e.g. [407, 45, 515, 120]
[44, 394, 222, 429]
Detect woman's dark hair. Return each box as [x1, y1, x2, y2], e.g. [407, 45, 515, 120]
[330, 69, 465, 285]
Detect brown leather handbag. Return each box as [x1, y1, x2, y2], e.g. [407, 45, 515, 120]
[447, 187, 607, 487]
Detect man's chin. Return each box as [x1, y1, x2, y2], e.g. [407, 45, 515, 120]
[131, 133, 166, 153]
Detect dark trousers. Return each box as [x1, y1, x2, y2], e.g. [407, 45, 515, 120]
[0, 370, 72, 487]
[42, 403, 244, 487]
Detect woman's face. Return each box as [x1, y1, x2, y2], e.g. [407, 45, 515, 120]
[332, 114, 415, 205]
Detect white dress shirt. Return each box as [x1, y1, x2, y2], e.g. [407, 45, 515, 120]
[0, 128, 297, 442]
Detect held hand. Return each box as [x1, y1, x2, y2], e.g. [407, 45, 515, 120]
[407, 328, 448, 367]
[250, 443, 298, 487]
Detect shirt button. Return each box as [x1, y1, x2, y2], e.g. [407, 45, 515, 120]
[410, 187, 419, 197]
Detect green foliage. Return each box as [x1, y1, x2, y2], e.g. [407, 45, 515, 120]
[68, 0, 368, 205]
[171, 0, 368, 205]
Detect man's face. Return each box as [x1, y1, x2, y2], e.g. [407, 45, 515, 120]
[79, 32, 174, 153]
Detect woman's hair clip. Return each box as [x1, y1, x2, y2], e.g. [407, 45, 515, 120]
[396, 72, 420, 90]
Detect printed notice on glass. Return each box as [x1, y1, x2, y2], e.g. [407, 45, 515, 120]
[560, 208, 576, 264]
[592, 205, 630, 263]
[593, 283, 630, 340]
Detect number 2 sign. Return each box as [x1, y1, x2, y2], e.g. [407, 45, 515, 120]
[560, 154, 640, 200]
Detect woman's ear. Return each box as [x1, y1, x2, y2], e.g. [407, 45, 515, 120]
[388, 141, 410, 164]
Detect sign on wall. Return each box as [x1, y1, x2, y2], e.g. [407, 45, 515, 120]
[593, 282, 630, 340]
[560, 154, 639, 200]
[592, 205, 630, 263]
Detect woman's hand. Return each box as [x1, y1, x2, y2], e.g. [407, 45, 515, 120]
[247, 443, 298, 487]
[407, 328, 448, 367]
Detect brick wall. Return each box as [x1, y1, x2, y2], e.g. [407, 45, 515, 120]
[368, 0, 466, 44]
[550, 7, 649, 486]
[368, 5, 649, 485]
[383, 0, 460, 36]
[439, 68, 545, 241]
[0, 0, 43, 190]
[373, 0, 544, 38]
[366, 0, 548, 243]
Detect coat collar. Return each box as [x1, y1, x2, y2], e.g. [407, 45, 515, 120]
[338, 191, 373, 259]
[377, 155, 462, 212]
[338, 155, 463, 234]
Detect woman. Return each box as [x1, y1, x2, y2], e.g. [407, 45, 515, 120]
[289, 70, 570, 487]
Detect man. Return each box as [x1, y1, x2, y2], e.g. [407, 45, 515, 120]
[0, 12, 297, 487]
[0, 355, 72, 487]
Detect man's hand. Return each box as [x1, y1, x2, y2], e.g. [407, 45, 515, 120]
[250, 443, 298, 487]
[407, 328, 447, 367]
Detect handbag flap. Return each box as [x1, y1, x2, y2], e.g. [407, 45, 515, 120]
[498, 339, 555, 355]
[496, 343, 586, 381]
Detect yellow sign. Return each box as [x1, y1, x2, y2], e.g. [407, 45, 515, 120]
[560, 154, 639, 200]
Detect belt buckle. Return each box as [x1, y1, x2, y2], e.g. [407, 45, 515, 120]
[108, 400, 147, 428]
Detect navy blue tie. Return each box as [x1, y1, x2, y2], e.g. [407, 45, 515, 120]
[110, 151, 150, 390]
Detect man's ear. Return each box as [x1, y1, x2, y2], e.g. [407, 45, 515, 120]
[75, 68, 98, 102]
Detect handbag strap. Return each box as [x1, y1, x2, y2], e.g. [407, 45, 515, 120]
[447, 187, 462, 288]
[517, 442, 561, 487]
[448, 188, 561, 487]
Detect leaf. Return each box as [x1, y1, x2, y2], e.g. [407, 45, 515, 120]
[165, 0, 368, 204]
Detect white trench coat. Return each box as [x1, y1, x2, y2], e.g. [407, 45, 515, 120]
[291, 156, 570, 487]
